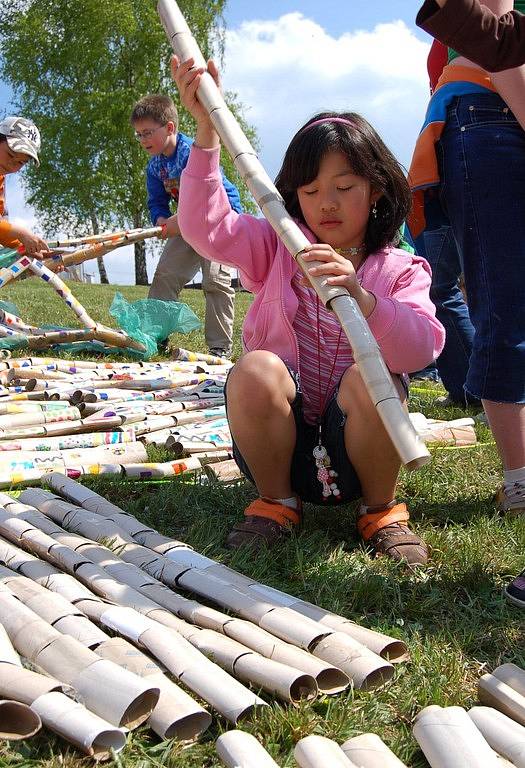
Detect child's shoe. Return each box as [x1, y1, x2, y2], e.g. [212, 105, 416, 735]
[357, 501, 428, 566]
[496, 482, 525, 515]
[503, 569, 525, 609]
[225, 497, 301, 550]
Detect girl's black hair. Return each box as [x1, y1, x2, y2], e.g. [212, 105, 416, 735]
[275, 112, 411, 255]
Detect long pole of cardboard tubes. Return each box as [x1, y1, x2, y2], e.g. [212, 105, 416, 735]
[156, 0, 430, 471]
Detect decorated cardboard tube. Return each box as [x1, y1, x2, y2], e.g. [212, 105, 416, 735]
[0, 699, 42, 740]
[478, 673, 525, 726]
[157, 0, 429, 470]
[340, 733, 408, 767]
[216, 730, 281, 767]
[469, 706, 525, 768]
[412, 705, 500, 767]
[294, 735, 357, 767]
[31, 691, 126, 760]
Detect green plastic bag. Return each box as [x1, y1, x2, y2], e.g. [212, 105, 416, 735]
[109, 292, 201, 358]
[0, 247, 18, 271]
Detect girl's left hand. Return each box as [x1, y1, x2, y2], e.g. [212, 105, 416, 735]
[301, 244, 360, 294]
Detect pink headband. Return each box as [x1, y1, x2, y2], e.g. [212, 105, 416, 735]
[301, 117, 355, 133]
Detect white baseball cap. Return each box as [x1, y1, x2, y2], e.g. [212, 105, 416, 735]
[0, 116, 40, 166]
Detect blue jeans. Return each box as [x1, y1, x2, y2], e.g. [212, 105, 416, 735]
[414, 194, 476, 404]
[438, 92, 525, 403]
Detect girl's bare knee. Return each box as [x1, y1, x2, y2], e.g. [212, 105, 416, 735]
[226, 351, 292, 409]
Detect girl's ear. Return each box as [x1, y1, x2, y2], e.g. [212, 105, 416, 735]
[370, 188, 383, 206]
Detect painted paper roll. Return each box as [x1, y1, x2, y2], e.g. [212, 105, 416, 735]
[294, 735, 357, 767]
[341, 733, 408, 767]
[216, 730, 280, 767]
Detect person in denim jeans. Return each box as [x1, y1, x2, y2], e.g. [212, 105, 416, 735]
[413, 193, 478, 406]
[439, 91, 525, 499]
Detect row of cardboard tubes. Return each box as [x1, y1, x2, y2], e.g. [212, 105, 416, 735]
[0, 472, 524, 765]
[0, 352, 240, 486]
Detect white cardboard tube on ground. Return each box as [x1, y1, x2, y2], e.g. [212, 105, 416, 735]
[31, 692, 126, 760]
[216, 730, 281, 767]
[478, 673, 525, 726]
[95, 637, 211, 742]
[140, 625, 265, 724]
[413, 705, 500, 767]
[147, 673, 212, 742]
[294, 735, 358, 767]
[0, 699, 42, 740]
[469, 706, 525, 768]
[310, 632, 394, 690]
[340, 733, 408, 767]
[69, 658, 159, 730]
[290, 602, 409, 662]
[221, 619, 349, 695]
[0, 662, 69, 703]
[493, 664, 525, 697]
[0, 623, 21, 666]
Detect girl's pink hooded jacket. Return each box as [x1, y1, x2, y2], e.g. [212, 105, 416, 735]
[178, 145, 445, 373]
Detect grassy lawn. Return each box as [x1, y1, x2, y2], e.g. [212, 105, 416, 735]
[1, 280, 524, 767]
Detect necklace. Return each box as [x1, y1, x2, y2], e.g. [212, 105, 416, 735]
[336, 244, 366, 257]
[313, 295, 342, 501]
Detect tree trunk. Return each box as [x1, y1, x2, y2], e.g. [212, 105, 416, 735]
[90, 213, 109, 284]
[134, 239, 148, 285]
[133, 212, 148, 285]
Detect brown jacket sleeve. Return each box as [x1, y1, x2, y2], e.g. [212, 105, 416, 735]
[417, 0, 525, 71]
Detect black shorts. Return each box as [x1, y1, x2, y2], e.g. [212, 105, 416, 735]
[225, 365, 362, 505]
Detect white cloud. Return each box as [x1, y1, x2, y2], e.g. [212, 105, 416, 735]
[222, 13, 430, 176]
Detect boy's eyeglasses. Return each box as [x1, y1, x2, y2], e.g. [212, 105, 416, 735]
[134, 125, 165, 141]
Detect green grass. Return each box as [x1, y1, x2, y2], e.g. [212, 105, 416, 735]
[1, 281, 524, 767]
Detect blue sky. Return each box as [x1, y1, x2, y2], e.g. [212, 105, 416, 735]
[224, 1, 428, 40]
[0, 1, 433, 284]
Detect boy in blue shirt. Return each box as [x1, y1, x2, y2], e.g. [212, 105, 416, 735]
[131, 94, 241, 358]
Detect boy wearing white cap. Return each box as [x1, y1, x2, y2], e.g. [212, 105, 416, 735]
[0, 116, 48, 256]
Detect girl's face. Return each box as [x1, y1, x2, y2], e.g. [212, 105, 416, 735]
[297, 150, 379, 250]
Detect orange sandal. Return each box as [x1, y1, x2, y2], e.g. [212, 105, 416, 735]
[357, 501, 428, 566]
[225, 497, 301, 551]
